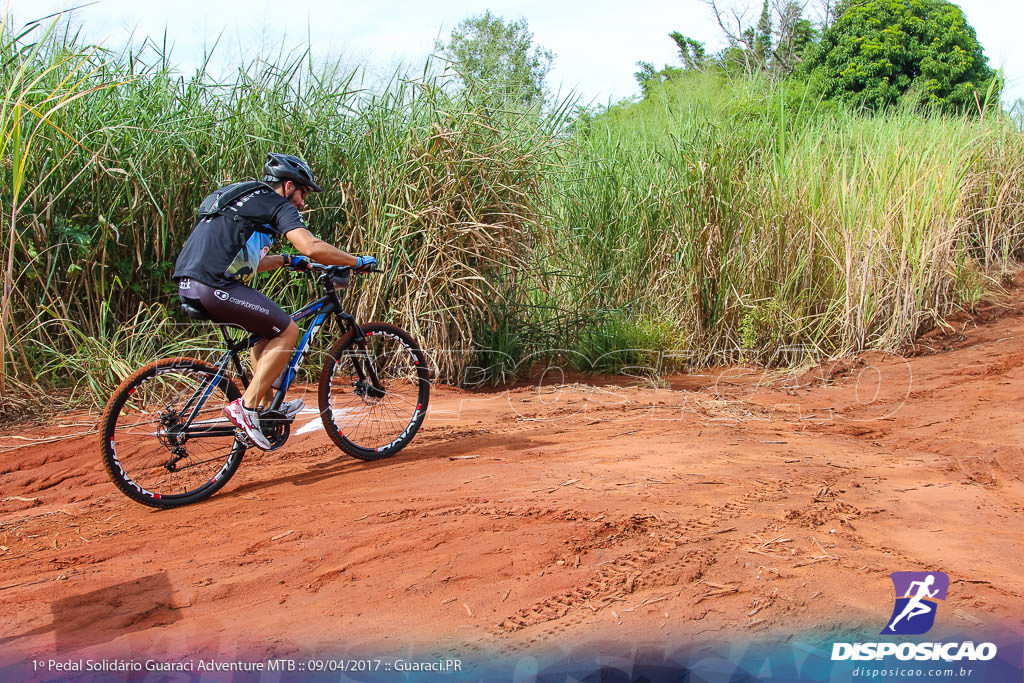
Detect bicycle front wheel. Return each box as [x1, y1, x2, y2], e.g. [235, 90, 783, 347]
[100, 357, 245, 508]
[318, 322, 430, 460]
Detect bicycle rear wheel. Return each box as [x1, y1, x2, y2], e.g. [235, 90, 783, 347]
[318, 322, 430, 460]
[100, 357, 245, 508]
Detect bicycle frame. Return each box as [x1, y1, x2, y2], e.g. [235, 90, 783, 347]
[171, 268, 373, 442]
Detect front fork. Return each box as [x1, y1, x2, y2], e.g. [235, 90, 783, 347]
[335, 312, 385, 398]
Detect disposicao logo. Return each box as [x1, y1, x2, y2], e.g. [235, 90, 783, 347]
[830, 570, 998, 663]
[882, 571, 948, 635]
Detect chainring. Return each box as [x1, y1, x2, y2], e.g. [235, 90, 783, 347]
[258, 410, 291, 451]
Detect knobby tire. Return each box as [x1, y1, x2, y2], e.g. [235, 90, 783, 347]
[318, 322, 430, 460]
[100, 357, 245, 508]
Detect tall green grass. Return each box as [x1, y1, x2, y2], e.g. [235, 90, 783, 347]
[1, 12, 118, 398]
[0, 15, 568, 403]
[2, 18, 1023, 407]
[546, 72, 1024, 368]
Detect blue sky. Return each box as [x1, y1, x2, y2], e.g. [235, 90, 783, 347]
[9, 0, 1024, 107]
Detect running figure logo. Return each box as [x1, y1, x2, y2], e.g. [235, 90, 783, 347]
[882, 571, 949, 635]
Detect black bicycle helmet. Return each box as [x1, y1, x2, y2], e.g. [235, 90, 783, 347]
[263, 152, 322, 192]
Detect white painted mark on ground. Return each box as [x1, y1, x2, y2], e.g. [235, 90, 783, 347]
[293, 407, 360, 436]
[296, 417, 324, 435]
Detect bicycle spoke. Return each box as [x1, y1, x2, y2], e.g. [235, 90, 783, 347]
[319, 324, 429, 459]
[102, 359, 242, 507]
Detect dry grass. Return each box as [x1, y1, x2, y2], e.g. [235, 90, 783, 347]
[2, 20, 1022, 407]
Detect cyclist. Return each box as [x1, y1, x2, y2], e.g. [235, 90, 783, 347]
[173, 152, 377, 449]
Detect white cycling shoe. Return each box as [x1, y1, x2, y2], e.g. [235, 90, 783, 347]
[277, 398, 305, 419]
[224, 399, 273, 450]
[258, 399, 304, 419]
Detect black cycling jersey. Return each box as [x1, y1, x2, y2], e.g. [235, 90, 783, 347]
[173, 185, 308, 287]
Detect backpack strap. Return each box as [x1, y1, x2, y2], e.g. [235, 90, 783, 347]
[197, 180, 274, 220]
[197, 180, 277, 242]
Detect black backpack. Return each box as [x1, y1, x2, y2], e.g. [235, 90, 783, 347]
[197, 180, 274, 221]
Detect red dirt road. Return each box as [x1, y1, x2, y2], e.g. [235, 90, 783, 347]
[2, 295, 1023, 668]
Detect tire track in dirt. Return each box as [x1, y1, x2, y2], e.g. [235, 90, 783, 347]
[486, 480, 783, 647]
[5, 292, 1024, 660]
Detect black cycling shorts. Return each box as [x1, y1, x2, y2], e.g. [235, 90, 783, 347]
[177, 278, 292, 339]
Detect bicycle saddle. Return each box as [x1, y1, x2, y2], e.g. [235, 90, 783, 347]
[180, 302, 213, 321]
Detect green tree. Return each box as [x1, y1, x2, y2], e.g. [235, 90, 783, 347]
[670, 32, 708, 70]
[636, 1, 817, 97]
[802, 0, 999, 113]
[754, 0, 773, 69]
[634, 60, 683, 97]
[775, 1, 818, 73]
[435, 11, 554, 109]
[703, 0, 815, 77]
[634, 33, 704, 97]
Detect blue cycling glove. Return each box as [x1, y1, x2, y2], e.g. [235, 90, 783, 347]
[285, 255, 311, 272]
[355, 255, 378, 272]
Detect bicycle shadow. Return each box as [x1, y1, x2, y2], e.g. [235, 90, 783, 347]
[225, 431, 553, 498]
[0, 572, 178, 653]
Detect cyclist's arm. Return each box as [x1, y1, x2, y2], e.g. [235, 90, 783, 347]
[284, 228, 359, 267]
[257, 254, 288, 272]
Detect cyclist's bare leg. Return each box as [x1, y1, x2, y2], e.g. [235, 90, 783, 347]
[242, 321, 299, 410]
[250, 339, 268, 375]
[248, 339, 274, 408]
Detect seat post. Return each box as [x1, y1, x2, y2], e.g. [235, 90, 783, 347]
[218, 324, 240, 349]
[218, 324, 253, 388]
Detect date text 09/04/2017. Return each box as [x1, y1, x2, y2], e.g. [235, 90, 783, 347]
[33, 659, 463, 674]
[266, 659, 464, 673]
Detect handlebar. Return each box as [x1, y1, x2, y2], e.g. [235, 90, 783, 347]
[299, 261, 379, 291]
[307, 261, 380, 274]
[292, 261, 381, 276]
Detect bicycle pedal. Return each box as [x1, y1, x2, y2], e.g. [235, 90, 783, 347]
[258, 410, 291, 451]
[234, 429, 254, 448]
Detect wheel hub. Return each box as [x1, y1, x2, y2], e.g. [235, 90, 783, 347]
[354, 379, 386, 401]
[158, 408, 183, 449]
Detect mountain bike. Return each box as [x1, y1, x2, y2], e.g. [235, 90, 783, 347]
[99, 263, 430, 508]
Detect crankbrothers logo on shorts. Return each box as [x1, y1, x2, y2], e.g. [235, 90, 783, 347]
[883, 571, 949, 635]
[214, 289, 229, 301]
[228, 296, 270, 315]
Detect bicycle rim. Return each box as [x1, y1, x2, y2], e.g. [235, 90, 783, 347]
[319, 323, 429, 459]
[101, 358, 244, 507]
